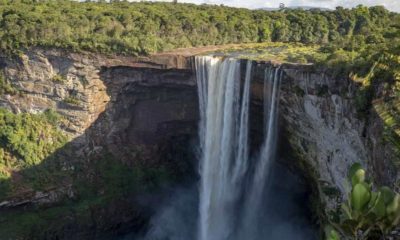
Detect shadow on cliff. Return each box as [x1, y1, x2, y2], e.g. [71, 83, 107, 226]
[0, 66, 200, 239]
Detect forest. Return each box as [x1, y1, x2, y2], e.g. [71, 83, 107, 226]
[0, 0, 398, 56]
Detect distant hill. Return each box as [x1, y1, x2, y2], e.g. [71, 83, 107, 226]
[260, 6, 332, 11]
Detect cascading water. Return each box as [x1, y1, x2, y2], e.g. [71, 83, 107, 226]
[239, 66, 282, 239]
[195, 56, 282, 240]
[124, 56, 315, 240]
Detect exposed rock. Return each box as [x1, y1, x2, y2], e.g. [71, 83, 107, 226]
[251, 62, 399, 215]
[282, 69, 368, 191]
[0, 185, 74, 208]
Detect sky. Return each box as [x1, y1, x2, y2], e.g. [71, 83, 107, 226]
[174, 0, 400, 12]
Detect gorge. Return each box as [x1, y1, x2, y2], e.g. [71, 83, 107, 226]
[133, 55, 316, 240]
[0, 45, 398, 239]
[1, 2, 399, 239]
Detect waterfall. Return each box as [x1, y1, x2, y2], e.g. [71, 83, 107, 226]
[195, 56, 282, 240]
[239, 66, 282, 239]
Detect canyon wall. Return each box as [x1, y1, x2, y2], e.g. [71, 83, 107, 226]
[0, 48, 197, 166]
[0, 48, 398, 236]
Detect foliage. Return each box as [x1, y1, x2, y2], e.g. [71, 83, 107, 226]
[0, 152, 173, 239]
[0, 1, 397, 56]
[368, 53, 400, 166]
[51, 74, 66, 83]
[212, 42, 322, 63]
[328, 163, 400, 240]
[63, 96, 81, 106]
[0, 108, 67, 167]
[322, 41, 399, 163]
[0, 108, 67, 197]
[373, 98, 400, 167]
[80, 153, 171, 198]
[326, 225, 341, 240]
[0, 71, 17, 95]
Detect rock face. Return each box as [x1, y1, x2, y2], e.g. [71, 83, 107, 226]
[251, 62, 398, 215]
[275, 68, 369, 211]
[0, 48, 199, 238]
[270, 64, 398, 214]
[0, 48, 197, 161]
[89, 66, 198, 164]
[288, 72, 366, 178]
[0, 48, 398, 235]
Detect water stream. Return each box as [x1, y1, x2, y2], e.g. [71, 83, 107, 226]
[196, 56, 282, 240]
[132, 56, 317, 240]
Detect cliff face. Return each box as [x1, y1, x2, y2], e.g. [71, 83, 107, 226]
[0, 48, 398, 236]
[0, 48, 197, 165]
[0, 49, 199, 238]
[91, 67, 197, 165]
[285, 69, 398, 208]
[252, 63, 399, 213]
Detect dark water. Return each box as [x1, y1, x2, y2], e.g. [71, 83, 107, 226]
[120, 161, 318, 240]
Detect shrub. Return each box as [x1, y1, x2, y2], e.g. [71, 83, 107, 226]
[0, 108, 67, 168]
[0, 71, 17, 95]
[51, 74, 66, 83]
[327, 163, 400, 240]
[63, 96, 81, 106]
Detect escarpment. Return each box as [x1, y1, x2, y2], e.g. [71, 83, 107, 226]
[0, 47, 398, 238]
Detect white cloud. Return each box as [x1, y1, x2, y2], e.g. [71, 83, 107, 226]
[178, 0, 400, 12]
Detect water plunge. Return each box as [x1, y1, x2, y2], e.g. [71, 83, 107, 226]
[196, 56, 282, 240]
[132, 56, 316, 240]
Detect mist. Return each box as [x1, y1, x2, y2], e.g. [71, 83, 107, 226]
[121, 160, 317, 240]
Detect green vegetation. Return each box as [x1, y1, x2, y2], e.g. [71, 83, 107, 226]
[211, 42, 321, 63]
[0, 108, 66, 167]
[374, 98, 400, 167]
[51, 73, 66, 83]
[0, 108, 67, 198]
[327, 163, 400, 240]
[76, 153, 171, 199]
[0, 152, 174, 239]
[326, 225, 341, 240]
[349, 48, 400, 162]
[0, 71, 17, 95]
[0, 1, 398, 57]
[63, 95, 81, 106]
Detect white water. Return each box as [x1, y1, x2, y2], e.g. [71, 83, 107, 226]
[123, 56, 316, 240]
[196, 56, 282, 240]
[239, 66, 282, 239]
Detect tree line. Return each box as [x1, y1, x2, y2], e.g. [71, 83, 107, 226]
[0, 0, 398, 56]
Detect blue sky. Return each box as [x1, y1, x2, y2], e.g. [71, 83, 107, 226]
[173, 0, 400, 12]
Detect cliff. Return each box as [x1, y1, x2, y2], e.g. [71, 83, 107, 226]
[0, 47, 398, 238]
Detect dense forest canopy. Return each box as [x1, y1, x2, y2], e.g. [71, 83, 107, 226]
[0, 0, 398, 56]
